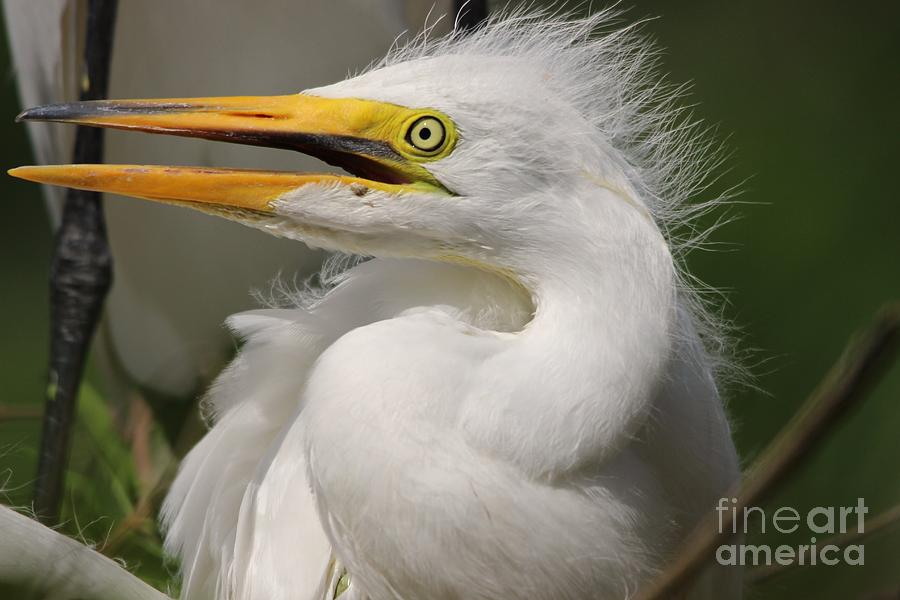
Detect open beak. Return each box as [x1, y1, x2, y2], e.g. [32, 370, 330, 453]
[9, 94, 450, 214]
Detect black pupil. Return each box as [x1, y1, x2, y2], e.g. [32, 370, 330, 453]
[419, 126, 432, 140]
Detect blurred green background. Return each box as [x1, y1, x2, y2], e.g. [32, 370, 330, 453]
[0, 1, 898, 598]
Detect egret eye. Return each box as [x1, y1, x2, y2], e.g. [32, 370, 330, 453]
[406, 116, 446, 153]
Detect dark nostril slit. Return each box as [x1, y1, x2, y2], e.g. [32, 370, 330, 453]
[226, 112, 277, 119]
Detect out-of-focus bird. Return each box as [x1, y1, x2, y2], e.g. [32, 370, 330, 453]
[11, 9, 742, 600]
[3, 0, 452, 399]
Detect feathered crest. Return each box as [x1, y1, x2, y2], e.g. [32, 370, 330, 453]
[367, 6, 744, 386]
[374, 5, 734, 250]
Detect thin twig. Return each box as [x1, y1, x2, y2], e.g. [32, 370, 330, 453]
[0, 404, 43, 421]
[99, 461, 176, 557]
[635, 303, 900, 600]
[748, 501, 900, 584]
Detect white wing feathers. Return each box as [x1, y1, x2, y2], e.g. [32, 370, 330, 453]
[161, 259, 526, 600]
[161, 308, 333, 600]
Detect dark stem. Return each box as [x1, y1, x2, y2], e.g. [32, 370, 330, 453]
[33, 0, 119, 524]
[454, 0, 489, 31]
[636, 303, 900, 600]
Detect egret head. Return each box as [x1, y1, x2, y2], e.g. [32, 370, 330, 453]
[11, 10, 712, 281]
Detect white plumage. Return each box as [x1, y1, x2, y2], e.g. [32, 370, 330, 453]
[162, 11, 741, 599]
[13, 8, 743, 599]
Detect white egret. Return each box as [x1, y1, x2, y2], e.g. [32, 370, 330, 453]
[11, 9, 742, 600]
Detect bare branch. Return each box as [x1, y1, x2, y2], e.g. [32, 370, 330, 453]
[635, 303, 900, 600]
